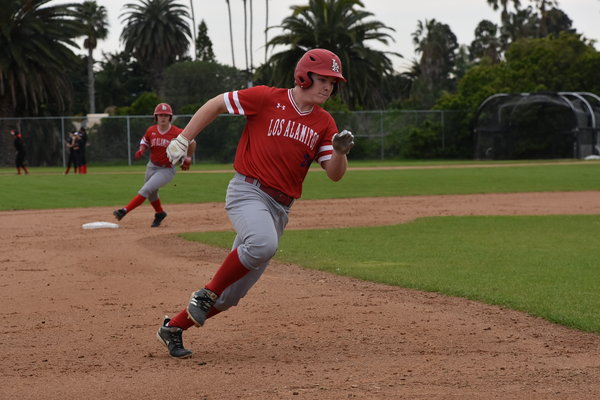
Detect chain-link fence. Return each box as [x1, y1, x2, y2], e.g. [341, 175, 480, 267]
[0, 110, 467, 167]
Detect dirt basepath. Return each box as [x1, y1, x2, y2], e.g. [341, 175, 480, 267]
[2, 191, 600, 399]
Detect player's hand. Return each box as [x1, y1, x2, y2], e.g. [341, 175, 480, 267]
[167, 134, 190, 165]
[180, 156, 192, 171]
[332, 130, 354, 155]
[134, 149, 144, 160]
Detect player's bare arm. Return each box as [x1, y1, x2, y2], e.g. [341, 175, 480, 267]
[324, 129, 354, 181]
[323, 151, 348, 182]
[187, 140, 197, 157]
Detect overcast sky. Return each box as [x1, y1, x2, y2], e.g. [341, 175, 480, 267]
[51, 0, 600, 73]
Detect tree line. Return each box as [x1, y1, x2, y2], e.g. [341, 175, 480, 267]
[0, 0, 597, 116]
[1, 0, 599, 119]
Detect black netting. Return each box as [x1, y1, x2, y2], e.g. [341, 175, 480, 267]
[474, 92, 600, 160]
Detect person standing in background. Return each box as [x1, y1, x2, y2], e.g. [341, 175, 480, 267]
[78, 127, 88, 174]
[11, 130, 28, 175]
[64, 131, 82, 174]
[64, 132, 76, 175]
[112, 103, 196, 227]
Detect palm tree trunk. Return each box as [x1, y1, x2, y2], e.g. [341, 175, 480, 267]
[225, 0, 235, 67]
[249, 0, 253, 74]
[189, 0, 197, 59]
[87, 47, 95, 113]
[264, 0, 269, 63]
[243, 0, 249, 73]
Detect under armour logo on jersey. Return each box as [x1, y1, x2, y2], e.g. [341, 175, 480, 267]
[277, 103, 286, 110]
[331, 59, 340, 73]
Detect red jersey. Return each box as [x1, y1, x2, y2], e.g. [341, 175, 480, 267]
[140, 124, 183, 167]
[224, 86, 339, 199]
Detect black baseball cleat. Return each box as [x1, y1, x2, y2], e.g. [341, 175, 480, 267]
[113, 208, 127, 221]
[151, 211, 167, 227]
[156, 317, 193, 359]
[187, 288, 218, 326]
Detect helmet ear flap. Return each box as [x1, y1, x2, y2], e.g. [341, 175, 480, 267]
[301, 72, 313, 89]
[296, 71, 312, 88]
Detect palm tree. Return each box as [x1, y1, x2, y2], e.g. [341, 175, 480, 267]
[263, 0, 399, 109]
[249, 0, 254, 77]
[0, 0, 83, 117]
[242, 0, 255, 86]
[189, 0, 197, 59]
[243, 0, 249, 79]
[264, 0, 269, 63]
[73, 1, 109, 114]
[120, 0, 191, 97]
[225, 0, 236, 67]
[411, 19, 459, 108]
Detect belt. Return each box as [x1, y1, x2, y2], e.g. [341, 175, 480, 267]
[243, 176, 295, 207]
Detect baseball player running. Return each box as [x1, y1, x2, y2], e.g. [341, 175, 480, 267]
[113, 103, 196, 227]
[156, 48, 354, 358]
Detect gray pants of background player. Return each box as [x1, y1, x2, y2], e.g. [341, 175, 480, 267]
[138, 162, 176, 201]
[214, 173, 291, 311]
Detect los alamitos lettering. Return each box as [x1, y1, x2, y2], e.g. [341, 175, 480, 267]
[267, 118, 320, 149]
[150, 137, 172, 148]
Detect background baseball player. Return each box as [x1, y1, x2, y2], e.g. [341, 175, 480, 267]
[156, 48, 354, 358]
[11, 130, 29, 175]
[113, 103, 196, 227]
[78, 127, 88, 174]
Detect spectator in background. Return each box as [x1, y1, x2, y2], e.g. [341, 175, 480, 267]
[11, 130, 28, 175]
[78, 127, 88, 174]
[64, 131, 82, 175]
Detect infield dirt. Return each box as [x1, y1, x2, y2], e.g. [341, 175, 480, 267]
[2, 191, 600, 399]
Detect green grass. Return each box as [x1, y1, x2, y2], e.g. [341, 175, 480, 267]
[2, 161, 600, 334]
[182, 214, 600, 334]
[1, 160, 600, 210]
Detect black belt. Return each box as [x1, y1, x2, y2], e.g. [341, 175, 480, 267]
[243, 176, 294, 207]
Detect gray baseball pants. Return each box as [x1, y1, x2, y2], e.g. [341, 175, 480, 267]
[214, 173, 291, 311]
[138, 161, 176, 201]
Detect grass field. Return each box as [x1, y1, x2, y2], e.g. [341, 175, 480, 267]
[2, 160, 599, 333]
[1, 159, 600, 210]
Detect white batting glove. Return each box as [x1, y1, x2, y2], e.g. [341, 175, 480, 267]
[167, 134, 190, 165]
[332, 130, 354, 155]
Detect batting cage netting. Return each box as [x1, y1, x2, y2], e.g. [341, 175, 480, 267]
[474, 92, 600, 160]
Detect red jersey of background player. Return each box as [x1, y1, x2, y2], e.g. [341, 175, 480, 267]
[224, 85, 338, 199]
[140, 124, 183, 167]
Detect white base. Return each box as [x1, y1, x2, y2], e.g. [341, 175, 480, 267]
[82, 221, 120, 229]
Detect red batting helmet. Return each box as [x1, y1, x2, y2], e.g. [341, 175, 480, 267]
[294, 48, 347, 89]
[154, 103, 173, 121]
